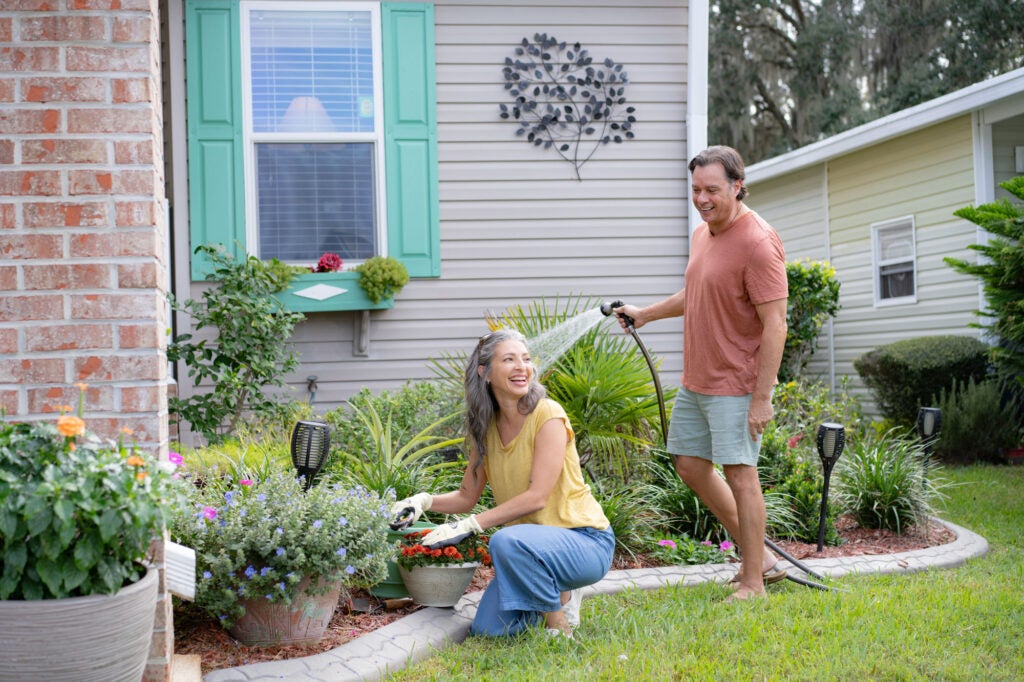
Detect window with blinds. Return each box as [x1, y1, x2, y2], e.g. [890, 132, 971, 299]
[242, 3, 384, 264]
[871, 217, 917, 305]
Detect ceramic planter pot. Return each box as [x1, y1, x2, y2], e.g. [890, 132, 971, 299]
[398, 563, 480, 608]
[227, 575, 341, 647]
[0, 564, 158, 682]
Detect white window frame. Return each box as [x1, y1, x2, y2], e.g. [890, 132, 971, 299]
[238, 0, 388, 266]
[871, 215, 917, 307]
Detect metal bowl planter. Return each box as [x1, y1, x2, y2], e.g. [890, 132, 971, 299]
[0, 565, 158, 682]
[398, 563, 481, 608]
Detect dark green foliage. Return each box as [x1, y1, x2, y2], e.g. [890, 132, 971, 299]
[781, 260, 842, 383]
[933, 377, 1022, 464]
[168, 244, 306, 442]
[594, 481, 661, 563]
[499, 33, 636, 180]
[853, 335, 990, 425]
[945, 176, 1024, 389]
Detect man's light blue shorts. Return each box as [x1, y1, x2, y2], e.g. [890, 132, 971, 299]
[666, 387, 761, 466]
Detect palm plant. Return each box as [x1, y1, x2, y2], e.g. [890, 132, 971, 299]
[330, 399, 465, 502]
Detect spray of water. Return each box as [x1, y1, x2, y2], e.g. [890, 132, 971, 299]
[527, 307, 608, 375]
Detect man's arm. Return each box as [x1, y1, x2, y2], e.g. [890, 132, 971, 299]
[748, 297, 788, 438]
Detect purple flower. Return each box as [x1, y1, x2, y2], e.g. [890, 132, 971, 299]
[245, 566, 256, 579]
[658, 539, 677, 549]
[202, 570, 212, 580]
[336, 547, 347, 557]
[260, 567, 271, 577]
[313, 519, 323, 529]
[701, 540, 713, 547]
[345, 565, 356, 575]
[276, 547, 285, 556]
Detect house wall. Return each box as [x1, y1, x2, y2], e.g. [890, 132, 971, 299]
[992, 112, 1024, 198]
[749, 116, 984, 417]
[170, 0, 691, 422]
[0, 1, 174, 679]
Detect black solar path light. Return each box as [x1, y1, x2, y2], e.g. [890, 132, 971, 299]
[815, 422, 846, 552]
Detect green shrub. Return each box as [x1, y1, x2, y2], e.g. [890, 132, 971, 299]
[933, 377, 1021, 464]
[781, 259, 841, 383]
[834, 428, 948, 533]
[648, 535, 739, 566]
[594, 480, 663, 563]
[772, 377, 864, 437]
[853, 335, 990, 425]
[354, 256, 409, 304]
[945, 175, 1024, 389]
[168, 244, 306, 442]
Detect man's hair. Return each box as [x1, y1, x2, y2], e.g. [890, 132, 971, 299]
[688, 145, 748, 200]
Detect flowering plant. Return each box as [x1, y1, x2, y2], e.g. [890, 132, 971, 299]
[170, 468, 391, 627]
[311, 252, 344, 273]
[0, 385, 186, 600]
[650, 535, 738, 566]
[396, 528, 491, 570]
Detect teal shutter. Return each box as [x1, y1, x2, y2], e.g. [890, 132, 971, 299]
[184, 0, 245, 280]
[382, 3, 441, 278]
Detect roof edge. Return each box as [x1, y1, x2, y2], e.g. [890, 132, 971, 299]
[747, 66, 1024, 183]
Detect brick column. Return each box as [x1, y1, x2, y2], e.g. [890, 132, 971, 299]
[0, 2, 173, 680]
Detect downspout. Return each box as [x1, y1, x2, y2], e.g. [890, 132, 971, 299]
[686, 0, 710, 246]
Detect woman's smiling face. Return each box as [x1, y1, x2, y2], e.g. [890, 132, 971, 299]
[485, 339, 533, 399]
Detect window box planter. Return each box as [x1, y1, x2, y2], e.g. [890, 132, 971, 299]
[276, 271, 394, 313]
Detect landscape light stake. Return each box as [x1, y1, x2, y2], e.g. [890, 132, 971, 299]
[816, 422, 846, 552]
[290, 420, 331, 491]
[916, 406, 942, 474]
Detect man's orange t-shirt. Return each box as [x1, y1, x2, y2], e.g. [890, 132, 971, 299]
[682, 210, 788, 396]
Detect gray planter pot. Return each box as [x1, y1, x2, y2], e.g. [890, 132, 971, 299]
[0, 565, 158, 682]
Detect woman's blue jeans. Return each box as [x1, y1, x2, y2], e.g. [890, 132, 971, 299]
[469, 524, 615, 637]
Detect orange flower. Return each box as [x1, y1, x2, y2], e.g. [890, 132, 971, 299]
[126, 455, 145, 467]
[56, 415, 85, 438]
[136, 471, 149, 481]
[120, 426, 134, 436]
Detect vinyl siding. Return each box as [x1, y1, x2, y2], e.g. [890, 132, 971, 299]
[175, 0, 690, 416]
[824, 116, 981, 414]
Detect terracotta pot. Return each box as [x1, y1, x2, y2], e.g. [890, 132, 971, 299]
[398, 563, 479, 607]
[0, 564, 158, 682]
[228, 575, 341, 647]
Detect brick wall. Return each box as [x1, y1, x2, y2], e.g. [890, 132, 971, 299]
[0, 2, 173, 679]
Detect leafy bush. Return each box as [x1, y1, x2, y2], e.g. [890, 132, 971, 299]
[834, 428, 948, 533]
[771, 377, 865, 440]
[168, 244, 305, 442]
[780, 259, 841, 383]
[945, 175, 1024, 388]
[933, 377, 1021, 464]
[593, 479, 663, 563]
[170, 469, 391, 628]
[1, 391, 186, 599]
[354, 256, 409, 304]
[853, 335, 990, 425]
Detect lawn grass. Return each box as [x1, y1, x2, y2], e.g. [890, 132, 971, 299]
[388, 464, 1024, 681]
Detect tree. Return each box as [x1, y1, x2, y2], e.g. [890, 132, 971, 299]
[944, 176, 1024, 388]
[709, 0, 1024, 164]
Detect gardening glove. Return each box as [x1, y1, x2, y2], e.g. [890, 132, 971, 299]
[421, 515, 483, 549]
[389, 492, 433, 530]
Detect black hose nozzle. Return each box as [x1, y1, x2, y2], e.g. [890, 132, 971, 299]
[601, 300, 635, 328]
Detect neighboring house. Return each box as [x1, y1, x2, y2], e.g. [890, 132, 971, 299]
[745, 67, 1024, 417]
[165, 0, 707, 441]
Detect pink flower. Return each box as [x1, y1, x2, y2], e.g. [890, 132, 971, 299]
[720, 541, 734, 552]
[657, 539, 677, 549]
[239, 479, 253, 486]
[168, 451, 184, 466]
[787, 434, 804, 449]
[203, 506, 217, 520]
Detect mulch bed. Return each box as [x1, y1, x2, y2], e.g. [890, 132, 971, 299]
[175, 517, 955, 675]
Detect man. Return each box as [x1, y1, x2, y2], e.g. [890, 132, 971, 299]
[615, 145, 788, 600]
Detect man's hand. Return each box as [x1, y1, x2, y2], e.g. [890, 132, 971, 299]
[747, 395, 775, 440]
[421, 516, 483, 549]
[389, 492, 433, 530]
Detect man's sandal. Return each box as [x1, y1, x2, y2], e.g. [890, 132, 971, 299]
[729, 563, 788, 585]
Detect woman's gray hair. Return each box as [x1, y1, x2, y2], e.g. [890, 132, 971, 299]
[463, 328, 546, 463]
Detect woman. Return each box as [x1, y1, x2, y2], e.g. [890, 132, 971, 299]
[391, 329, 614, 637]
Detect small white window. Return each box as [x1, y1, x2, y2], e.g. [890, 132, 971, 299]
[871, 216, 917, 305]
